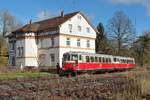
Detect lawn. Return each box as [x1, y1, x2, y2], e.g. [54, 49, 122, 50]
[0, 71, 54, 80]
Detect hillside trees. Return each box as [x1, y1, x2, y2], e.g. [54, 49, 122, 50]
[0, 10, 22, 66]
[0, 35, 8, 65]
[107, 11, 136, 55]
[133, 31, 150, 66]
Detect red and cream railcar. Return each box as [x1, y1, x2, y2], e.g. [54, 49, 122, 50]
[62, 52, 135, 73]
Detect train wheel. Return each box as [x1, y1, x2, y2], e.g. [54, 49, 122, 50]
[72, 71, 77, 77]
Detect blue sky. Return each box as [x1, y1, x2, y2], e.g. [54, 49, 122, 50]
[0, 0, 150, 36]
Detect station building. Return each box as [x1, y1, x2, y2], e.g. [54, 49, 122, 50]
[8, 11, 96, 68]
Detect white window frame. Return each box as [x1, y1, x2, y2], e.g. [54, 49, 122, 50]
[50, 54, 55, 62]
[86, 27, 90, 33]
[18, 47, 23, 57]
[77, 39, 80, 47]
[68, 24, 72, 33]
[78, 25, 81, 32]
[87, 40, 90, 48]
[66, 38, 70, 46]
[77, 15, 82, 20]
[51, 38, 54, 46]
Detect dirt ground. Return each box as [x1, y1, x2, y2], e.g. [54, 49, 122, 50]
[0, 71, 141, 100]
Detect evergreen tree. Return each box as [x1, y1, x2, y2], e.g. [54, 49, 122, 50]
[96, 23, 112, 54]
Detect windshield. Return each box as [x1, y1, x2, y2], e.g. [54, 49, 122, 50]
[63, 53, 70, 61]
[63, 53, 78, 61]
[71, 54, 78, 61]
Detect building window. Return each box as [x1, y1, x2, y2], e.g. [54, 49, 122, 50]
[40, 39, 44, 48]
[18, 47, 23, 57]
[86, 27, 90, 33]
[12, 56, 15, 66]
[18, 47, 20, 57]
[78, 25, 81, 32]
[51, 38, 54, 46]
[77, 15, 82, 20]
[87, 40, 90, 48]
[66, 38, 70, 46]
[50, 54, 55, 62]
[68, 24, 72, 33]
[77, 39, 80, 47]
[12, 42, 15, 50]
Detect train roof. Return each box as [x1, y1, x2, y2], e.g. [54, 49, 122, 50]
[64, 51, 134, 59]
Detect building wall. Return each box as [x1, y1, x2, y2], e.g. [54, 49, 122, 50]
[38, 48, 59, 68]
[24, 33, 38, 67]
[37, 36, 59, 68]
[60, 13, 96, 38]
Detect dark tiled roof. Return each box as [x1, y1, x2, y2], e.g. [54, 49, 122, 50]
[13, 11, 79, 33]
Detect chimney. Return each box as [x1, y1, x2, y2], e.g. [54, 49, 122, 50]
[61, 11, 64, 17]
[29, 19, 32, 24]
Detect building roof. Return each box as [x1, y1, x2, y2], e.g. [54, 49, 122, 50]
[12, 11, 96, 33]
[12, 11, 79, 33]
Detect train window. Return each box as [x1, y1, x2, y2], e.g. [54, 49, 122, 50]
[130, 60, 132, 63]
[127, 60, 129, 63]
[125, 60, 127, 63]
[90, 56, 95, 62]
[117, 59, 120, 62]
[102, 57, 105, 63]
[63, 54, 70, 61]
[123, 59, 125, 63]
[79, 55, 82, 60]
[132, 60, 134, 63]
[99, 57, 101, 62]
[121, 59, 122, 63]
[106, 58, 108, 63]
[71, 54, 78, 61]
[114, 58, 116, 62]
[95, 57, 98, 62]
[86, 56, 90, 62]
[108, 58, 111, 63]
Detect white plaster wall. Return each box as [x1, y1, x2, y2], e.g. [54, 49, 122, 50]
[38, 36, 59, 68]
[59, 35, 95, 50]
[16, 58, 25, 68]
[25, 58, 38, 67]
[25, 33, 38, 67]
[39, 36, 59, 48]
[60, 13, 96, 38]
[38, 48, 59, 68]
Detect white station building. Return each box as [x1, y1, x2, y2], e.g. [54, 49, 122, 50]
[8, 11, 96, 69]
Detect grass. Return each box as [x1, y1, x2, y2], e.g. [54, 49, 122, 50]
[0, 71, 53, 80]
[113, 67, 150, 100]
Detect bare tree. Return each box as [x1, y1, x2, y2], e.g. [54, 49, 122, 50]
[0, 10, 22, 37]
[107, 11, 135, 55]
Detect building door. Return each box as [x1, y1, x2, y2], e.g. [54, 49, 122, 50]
[50, 54, 55, 67]
[12, 56, 16, 66]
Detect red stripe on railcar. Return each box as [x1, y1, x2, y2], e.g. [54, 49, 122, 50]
[62, 62, 136, 71]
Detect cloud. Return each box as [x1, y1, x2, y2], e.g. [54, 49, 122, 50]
[109, 0, 150, 17]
